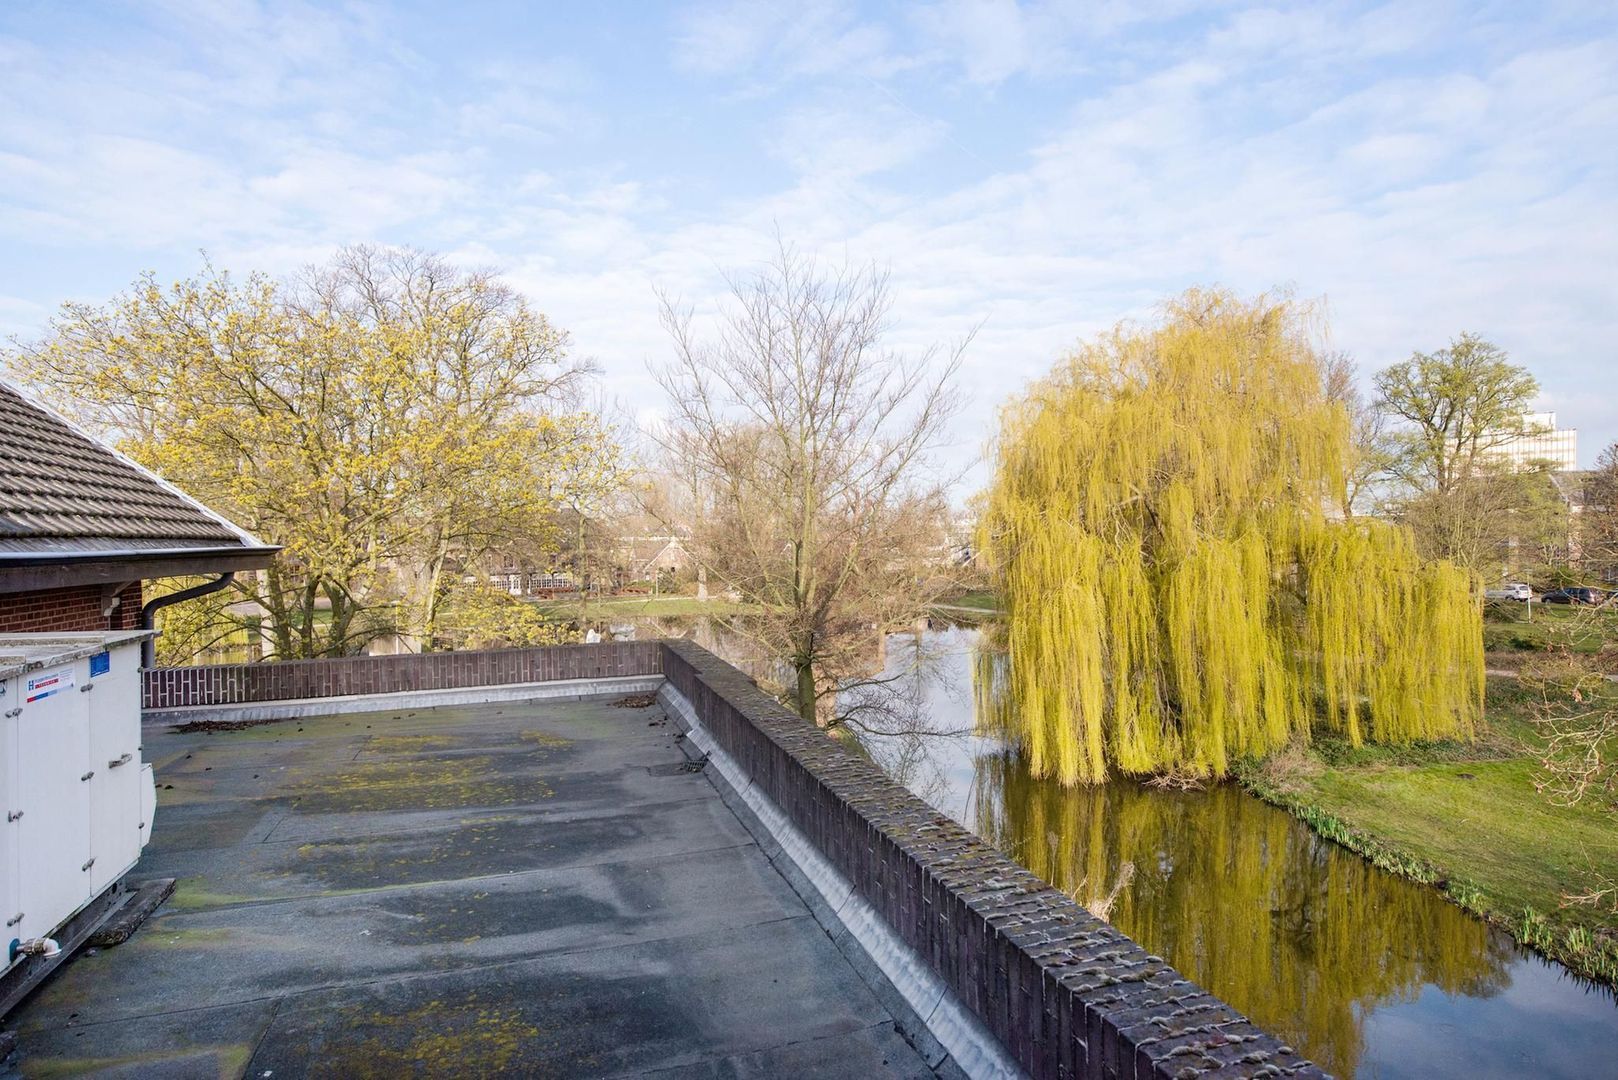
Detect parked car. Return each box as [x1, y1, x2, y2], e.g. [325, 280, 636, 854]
[1540, 586, 1611, 605]
[1484, 583, 1534, 601]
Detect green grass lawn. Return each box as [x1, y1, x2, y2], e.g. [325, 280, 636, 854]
[1243, 677, 1618, 985]
[932, 588, 1003, 613]
[1483, 600, 1618, 654]
[529, 594, 756, 620]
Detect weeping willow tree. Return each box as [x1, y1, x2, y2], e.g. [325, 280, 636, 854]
[981, 290, 1482, 785]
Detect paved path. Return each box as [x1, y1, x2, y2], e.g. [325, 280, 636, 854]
[3, 696, 936, 1078]
[1485, 666, 1618, 681]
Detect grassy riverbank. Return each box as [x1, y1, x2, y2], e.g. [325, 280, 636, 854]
[1240, 676, 1618, 987]
[528, 594, 756, 620]
[930, 589, 1003, 617]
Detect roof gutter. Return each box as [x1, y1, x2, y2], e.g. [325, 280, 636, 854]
[0, 545, 279, 595]
[0, 544, 280, 565]
[140, 572, 237, 668]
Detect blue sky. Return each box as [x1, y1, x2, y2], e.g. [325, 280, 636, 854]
[2, 0, 1615, 481]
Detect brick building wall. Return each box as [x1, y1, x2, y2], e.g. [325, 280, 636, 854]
[0, 582, 144, 634]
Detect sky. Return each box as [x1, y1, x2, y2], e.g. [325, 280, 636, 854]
[2, 0, 1615, 488]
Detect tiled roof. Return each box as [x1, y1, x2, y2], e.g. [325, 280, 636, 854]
[0, 380, 251, 551]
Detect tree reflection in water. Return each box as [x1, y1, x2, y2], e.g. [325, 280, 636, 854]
[974, 755, 1515, 1076]
[631, 618, 1528, 1076]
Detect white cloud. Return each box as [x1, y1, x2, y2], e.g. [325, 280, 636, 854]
[2, 0, 1615, 481]
[768, 99, 947, 178]
[672, 0, 903, 83]
[911, 0, 1033, 85]
[0, 294, 50, 341]
[454, 59, 597, 144]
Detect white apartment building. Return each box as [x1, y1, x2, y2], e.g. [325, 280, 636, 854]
[1493, 411, 1578, 471]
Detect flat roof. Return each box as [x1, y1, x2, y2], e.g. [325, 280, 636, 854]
[0, 629, 152, 681]
[1, 692, 935, 1077]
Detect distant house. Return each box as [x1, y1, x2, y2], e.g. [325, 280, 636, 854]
[943, 515, 979, 568]
[618, 534, 691, 583]
[0, 380, 278, 656]
[477, 519, 695, 598]
[487, 560, 575, 596]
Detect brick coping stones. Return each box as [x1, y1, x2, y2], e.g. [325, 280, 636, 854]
[658, 639, 1326, 1080]
[143, 640, 661, 710]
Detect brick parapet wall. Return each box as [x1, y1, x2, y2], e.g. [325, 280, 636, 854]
[142, 641, 662, 710]
[0, 582, 143, 634]
[659, 638, 1324, 1080]
[139, 635, 1324, 1077]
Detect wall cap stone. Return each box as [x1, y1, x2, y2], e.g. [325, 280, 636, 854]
[658, 637, 1326, 1080]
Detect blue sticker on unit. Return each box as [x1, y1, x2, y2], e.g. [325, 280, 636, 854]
[89, 651, 111, 678]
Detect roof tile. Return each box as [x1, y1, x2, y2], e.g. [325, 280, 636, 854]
[0, 381, 248, 549]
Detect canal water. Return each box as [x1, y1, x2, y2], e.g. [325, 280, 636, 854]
[615, 615, 1618, 1077]
[850, 625, 1618, 1079]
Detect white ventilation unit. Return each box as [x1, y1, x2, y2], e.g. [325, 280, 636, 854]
[1, 631, 156, 968]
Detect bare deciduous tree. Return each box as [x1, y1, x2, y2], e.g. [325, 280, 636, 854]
[1322, 351, 1394, 518]
[1579, 442, 1618, 578]
[653, 243, 967, 723]
[1523, 645, 1618, 811]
